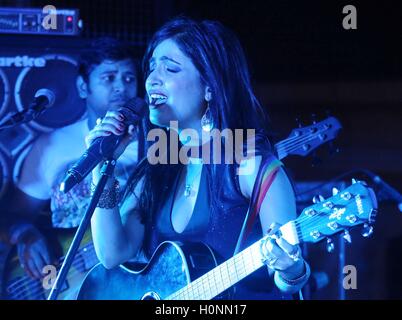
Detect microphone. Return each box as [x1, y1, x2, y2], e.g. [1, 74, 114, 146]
[60, 97, 147, 194]
[0, 89, 55, 128]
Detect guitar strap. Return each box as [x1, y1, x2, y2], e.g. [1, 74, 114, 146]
[234, 154, 283, 255]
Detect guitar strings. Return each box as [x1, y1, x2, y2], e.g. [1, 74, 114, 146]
[6, 243, 97, 292]
[7, 253, 99, 300]
[294, 216, 359, 243]
[276, 131, 328, 159]
[6, 244, 99, 299]
[169, 245, 260, 299]
[7, 249, 98, 300]
[275, 125, 331, 149]
[295, 196, 362, 228]
[189, 245, 260, 300]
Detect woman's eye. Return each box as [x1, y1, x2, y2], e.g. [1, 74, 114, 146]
[166, 67, 179, 73]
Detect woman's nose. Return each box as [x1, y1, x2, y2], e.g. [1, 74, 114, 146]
[146, 69, 163, 88]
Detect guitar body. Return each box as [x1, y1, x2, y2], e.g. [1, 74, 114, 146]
[77, 182, 377, 301]
[2, 228, 98, 300]
[77, 241, 223, 300]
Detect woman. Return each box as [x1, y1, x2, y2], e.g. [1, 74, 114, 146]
[87, 17, 310, 299]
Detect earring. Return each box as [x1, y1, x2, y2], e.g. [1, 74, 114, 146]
[201, 102, 214, 132]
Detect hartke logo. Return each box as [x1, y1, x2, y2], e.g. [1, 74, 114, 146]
[0, 56, 47, 67]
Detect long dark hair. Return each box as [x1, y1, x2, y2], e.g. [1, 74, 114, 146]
[125, 17, 272, 248]
[143, 17, 270, 132]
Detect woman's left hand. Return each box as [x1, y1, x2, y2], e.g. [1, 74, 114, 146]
[262, 222, 305, 278]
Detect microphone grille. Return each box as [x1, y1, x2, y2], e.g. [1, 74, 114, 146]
[125, 97, 147, 114]
[35, 88, 56, 108]
[121, 97, 148, 124]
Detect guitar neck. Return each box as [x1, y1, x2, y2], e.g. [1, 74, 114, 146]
[166, 241, 263, 300]
[165, 220, 299, 300]
[274, 135, 303, 160]
[274, 117, 342, 160]
[274, 139, 288, 160]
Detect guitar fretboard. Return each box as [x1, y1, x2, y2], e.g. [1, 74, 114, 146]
[166, 241, 264, 300]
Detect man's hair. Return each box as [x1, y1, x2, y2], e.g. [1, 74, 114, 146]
[78, 37, 139, 83]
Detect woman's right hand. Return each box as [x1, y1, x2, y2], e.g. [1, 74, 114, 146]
[85, 111, 136, 180]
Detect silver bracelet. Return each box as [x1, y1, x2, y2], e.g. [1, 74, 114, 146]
[91, 179, 120, 209]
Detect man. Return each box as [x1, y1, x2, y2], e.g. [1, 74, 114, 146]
[0, 38, 143, 285]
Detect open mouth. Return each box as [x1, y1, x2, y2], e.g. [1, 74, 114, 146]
[149, 93, 168, 107]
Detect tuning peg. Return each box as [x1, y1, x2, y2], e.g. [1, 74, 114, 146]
[332, 187, 339, 196]
[361, 223, 374, 238]
[313, 194, 325, 204]
[326, 238, 335, 253]
[343, 230, 352, 244]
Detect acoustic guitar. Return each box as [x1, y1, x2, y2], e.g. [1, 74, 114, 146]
[77, 181, 377, 300]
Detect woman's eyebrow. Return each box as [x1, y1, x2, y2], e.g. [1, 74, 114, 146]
[149, 56, 182, 65]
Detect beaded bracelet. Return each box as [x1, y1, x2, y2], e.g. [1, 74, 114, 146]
[91, 179, 121, 209]
[274, 260, 311, 293]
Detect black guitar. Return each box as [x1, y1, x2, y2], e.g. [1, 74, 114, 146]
[274, 116, 341, 160]
[77, 181, 376, 300]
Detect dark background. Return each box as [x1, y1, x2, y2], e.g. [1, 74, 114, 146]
[0, 0, 401, 299]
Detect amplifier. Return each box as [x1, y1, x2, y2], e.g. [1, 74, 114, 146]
[0, 6, 81, 36]
[0, 36, 88, 197]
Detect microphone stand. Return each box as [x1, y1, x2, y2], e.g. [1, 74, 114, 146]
[0, 109, 42, 131]
[47, 158, 116, 300]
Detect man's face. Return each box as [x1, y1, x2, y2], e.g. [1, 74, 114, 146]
[85, 59, 138, 118]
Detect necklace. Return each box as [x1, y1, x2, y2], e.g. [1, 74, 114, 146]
[184, 159, 203, 198]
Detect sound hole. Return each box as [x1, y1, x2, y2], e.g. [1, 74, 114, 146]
[141, 291, 161, 300]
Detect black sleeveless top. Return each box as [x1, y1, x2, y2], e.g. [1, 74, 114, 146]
[144, 138, 292, 300]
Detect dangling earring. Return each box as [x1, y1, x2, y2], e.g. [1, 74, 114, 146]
[201, 102, 214, 132]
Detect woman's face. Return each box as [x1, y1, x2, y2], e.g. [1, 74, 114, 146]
[145, 38, 207, 130]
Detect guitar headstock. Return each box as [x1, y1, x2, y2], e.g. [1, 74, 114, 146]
[279, 116, 342, 158]
[296, 181, 378, 244]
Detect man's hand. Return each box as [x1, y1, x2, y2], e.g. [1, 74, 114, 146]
[12, 224, 54, 279]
